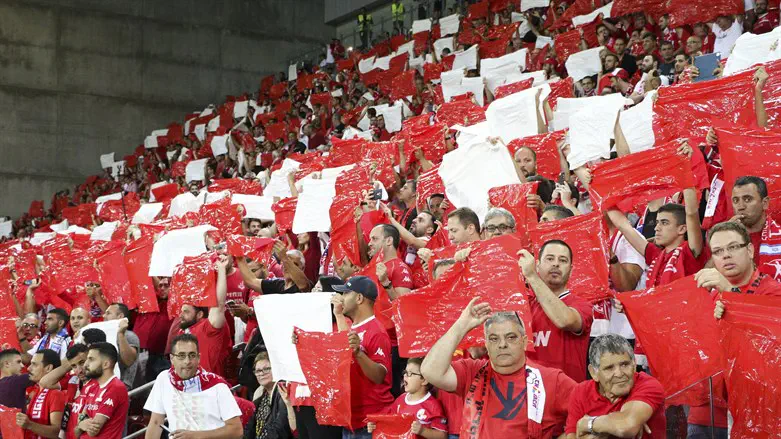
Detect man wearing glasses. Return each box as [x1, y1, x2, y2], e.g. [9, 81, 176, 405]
[482, 208, 516, 240]
[144, 334, 243, 439]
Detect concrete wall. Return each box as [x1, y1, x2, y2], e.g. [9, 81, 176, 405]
[0, 0, 333, 218]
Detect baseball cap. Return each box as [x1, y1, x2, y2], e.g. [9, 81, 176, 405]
[608, 68, 630, 81]
[332, 275, 378, 300]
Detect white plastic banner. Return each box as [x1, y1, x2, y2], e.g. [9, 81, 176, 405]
[451, 45, 479, 71]
[210, 134, 229, 157]
[535, 35, 554, 49]
[567, 93, 627, 169]
[167, 193, 200, 218]
[90, 221, 118, 241]
[100, 153, 115, 169]
[74, 320, 121, 376]
[618, 90, 656, 153]
[292, 178, 338, 233]
[185, 158, 209, 183]
[433, 37, 455, 57]
[412, 18, 432, 34]
[233, 100, 249, 119]
[521, 0, 551, 11]
[440, 13, 461, 36]
[572, 2, 613, 26]
[231, 194, 275, 221]
[132, 203, 164, 224]
[486, 87, 540, 143]
[148, 225, 215, 277]
[0, 221, 12, 238]
[264, 158, 302, 198]
[288, 64, 298, 81]
[723, 27, 781, 76]
[565, 46, 604, 81]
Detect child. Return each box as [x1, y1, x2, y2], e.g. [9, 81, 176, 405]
[367, 357, 447, 438]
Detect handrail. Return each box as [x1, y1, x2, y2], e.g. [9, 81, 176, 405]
[127, 379, 156, 398]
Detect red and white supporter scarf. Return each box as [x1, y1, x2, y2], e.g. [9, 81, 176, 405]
[168, 366, 227, 393]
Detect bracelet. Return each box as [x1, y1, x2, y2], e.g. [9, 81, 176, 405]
[382, 282, 392, 289]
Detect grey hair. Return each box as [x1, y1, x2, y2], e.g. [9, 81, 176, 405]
[24, 313, 40, 322]
[286, 249, 306, 268]
[484, 208, 516, 229]
[588, 334, 635, 369]
[484, 311, 526, 336]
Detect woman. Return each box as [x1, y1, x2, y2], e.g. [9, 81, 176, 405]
[245, 351, 296, 439]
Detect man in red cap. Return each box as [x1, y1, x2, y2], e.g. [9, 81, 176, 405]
[608, 68, 633, 96]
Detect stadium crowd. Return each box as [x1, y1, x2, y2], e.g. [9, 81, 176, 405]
[0, 0, 780, 438]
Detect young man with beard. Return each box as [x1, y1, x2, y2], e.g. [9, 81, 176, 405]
[74, 343, 128, 439]
[518, 241, 594, 383]
[381, 204, 437, 266]
[38, 344, 90, 439]
[0, 348, 30, 410]
[145, 334, 243, 439]
[27, 309, 71, 362]
[751, 0, 780, 34]
[17, 349, 66, 439]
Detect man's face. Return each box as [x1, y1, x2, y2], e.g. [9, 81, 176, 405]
[597, 26, 610, 40]
[70, 352, 88, 383]
[514, 148, 537, 177]
[399, 181, 415, 203]
[377, 116, 386, 129]
[83, 350, 105, 379]
[590, 352, 636, 399]
[710, 230, 754, 282]
[22, 317, 40, 339]
[368, 226, 388, 258]
[483, 215, 515, 240]
[1, 354, 23, 376]
[540, 210, 564, 223]
[70, 308, 90, 333]
[641, 55, 655, 72]
[654, 211, 685, 247]
[756, 0, 768, 14]
[642, 38, 655, 54]
[171, 341, 200, 380]
[581, 77, 595, 93]
[731, 184, 768, 229]
[28, 353, 50, 383]
[716, 16, 732, 31]
[447, 218, 473, 245]
[537, 244, 573, 290]
[44, 313, 63, 335]
[340, 291, 361, 318]
[247, 260, 267, 279]
[686, 37, 702, 54]
[248, 220, 263, 236]
[410, 213, 434, 238]
[103, 305, 122, 321]
[604, 55, 618, 72]
[179, 305, 200, 330]
[428, 196, 445, 220]
[485, 321, 526, 369]
[674, 55, 688, 73]
[660, 44, 674, 62]
[614, 39, 626, 55]
[659, 15, 669, 29]
[156, 277, 170, 299]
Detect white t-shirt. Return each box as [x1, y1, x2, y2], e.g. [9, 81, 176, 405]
[143, 371, 242, 432]
[712, 20, 743, 57]
[608, 229, 648, 339]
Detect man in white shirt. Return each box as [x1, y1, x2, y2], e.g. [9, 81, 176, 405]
[144, 334, 243, 439]
[712, 15, 743, 57]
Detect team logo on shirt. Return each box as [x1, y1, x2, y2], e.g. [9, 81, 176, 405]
[533, 331, 551, 347]
[402, 275, 412, 283]
[374, 347, 386, 357]
[416, 408, 428, 421]
[104, 398, 114, 407]
[490, 379, 526, 420]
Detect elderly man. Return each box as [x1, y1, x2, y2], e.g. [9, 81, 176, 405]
[421, 298, 576, 437]
[565, 334, 666, 438]
[482, 207, 516, 240]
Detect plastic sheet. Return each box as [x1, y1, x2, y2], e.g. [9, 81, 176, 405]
[391, 70, 417, 102]
[227, 234, 275, 263]
[619, 276, 724, 406]
[550, 0, 597, 29]
[467, 0, 489, 20]
[0, 286, 20, 350]
[716, 126, 781, 222]
[610, 0, 666, 18]
[564, 46, 604, 82]
[151, 183, 180, 203]
[264, 122, 288, 143]
[199, 197, 244, 236]
[62, 203, 97, 228]
[529, 212, 611, 303]
[95, 241, 134, 308]
[0, 405, 22, 439]
[554, 29, 582, 64]
[271, 197, 297, 235]
[366, 414, 414, 439]
[547, 77, 574, 111]
[402, 123, 449, 165]
[168, 252, 217, 316]
[98, 194, 140, 223]
[589, 144, 696, 212]
[506, 130, 564, 181]
[329, 166, 371, 266]
[479, 37, 510, 60]
[295, 328, 352, 428]
[13, 249, 38, 299]
[326, 138, 368, 168]
[488, 182, 539, 244]
[494, 78, 534, 99]
[485, 87, 539, 143]
[393, 233, 534, 357]
[208, 178, 263, 196]
[719, 294, 781, 437]
[124, 235, 159, 313]
[667, 0, 744, 28]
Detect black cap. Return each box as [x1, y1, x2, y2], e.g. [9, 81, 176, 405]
[332, 275, 378, 300]
[318, 276, 345, 293]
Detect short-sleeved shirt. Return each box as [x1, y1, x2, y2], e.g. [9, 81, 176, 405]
[260, 279, 300, 295]
[64, 380, 96, 439]
[134, 300, 173, 354]
[119, 330, 140, 389]
[435, 390, 463, 434]
[25, 386, 66, 439]
[528, 291, 594, 382]
[143, 370, 242, 432]
[0, 373, 31, 410]
[390, 392, 447, 436]
[186, 319, 232, 377]
[350, 316, 393, 429]
[644, 242, 705, 287]
[80, 376, 129, 439]
[384, 258, 414, 290]
[452, 359, 575, 438]
[565, 372, 666, 437]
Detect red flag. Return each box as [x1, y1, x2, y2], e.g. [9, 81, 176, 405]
[412, 32, 430, 56]
[95, 241, 134, 309]
[488, 182, 539, 243]
[589, 144, 696, 212]
[416, 165, 448, 210]
[667, 0, 744, 28]
[297, 73, 314, 92]
[366, 414, 415, 438]
[506, 131, 564, 181]
[28, 200, 44, 217]
[494, 78, 534, 100]
[98, 194, 140, 223]
[168, 252, 217, 316]
[423, 63, 443, 83]
[152, 183, 181, 202]
[554, 29, 581, 64]
[124, 235, 159, 313]
[0, 286, 20, 351]
[264, 122, 288, 143]
[272, 197, 297, 235]
[269, 82, 287, 100]
[611, 0, 667, 18]
[62, 204, 97, 228]
[529, 212, 611, 303]
[226, 235, 275, 263]
[391, 70, 417, 102]
[330, 166, 373, 267]
[467, 0, 489, 20]
[478, 38, 510, 60]
[619, 276, 724, 406]
[326, 137, 369, 168]
[336, 58, 355, 72]
[393, 234, 534, 357]
[549, 0, 595, 29]
[259, 75, 274, 95]
[719, 294, 781, 437]
[436, 100, 486, 127]
[0, 405, 23, 439]
[295, 328, 352, 428]
[402, 123, 448, 165]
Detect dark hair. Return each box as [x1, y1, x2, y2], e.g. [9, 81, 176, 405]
[447, 207, 481, 233]
[657, 203, 686, 226]
[112, 303, 130, 319]
[419, 210, 439, 233]
[734, 176, 768, 199]
[48, 308, 68, 323]
[542, 204, 574, 220]
[66, 343, 89, 361]
[404, 179, 417, 192]
[707, 221, 751, 246]
[604, 53, 619, 63]
[36, 349, 61, 369]
[378, 224, 401, 248]
[171, 333, 199, 353]
[528, 176, 555, 204]
[82, 328, 107, 345]
[89, 342, 119, 367]
[539, 239, 573, 261]
[0, 348, 21, 365]
[660, 40, 674, 48]
[247, 218, 263, 226]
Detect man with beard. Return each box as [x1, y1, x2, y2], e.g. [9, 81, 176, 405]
[597, 53, 620, 95]
[752, 0, 780, 34]
[381, 204, 437, 266]
[27, 308, 71, 362]
[38, 344, 91, 439]
[17, 349, 65, 439]
[74, 343, 128, 439]
[632, 55, 659, 98]
[169, 255, 231, 376]
[518, 241, 594, 383]
[513, 146, 538, 179]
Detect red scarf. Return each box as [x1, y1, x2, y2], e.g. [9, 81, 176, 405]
[646, 244, 688, 287]
[758, 218, 781, 282]
[168, 366, 227, 393]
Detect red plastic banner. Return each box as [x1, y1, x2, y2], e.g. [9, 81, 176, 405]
[0, 405, 23, 439]
[667, 0, 744, 28]
[555, 29, 582, 64]
[719, 294, 781, 437]
[366, 414, 414, 439]
[295, 328, 352, 428]
[124, 235, 159, 313]
[550, 0, 596, 29]
[494, 78, 534, 100]
[391, 70, 417, 102]
[506, 130, 564, 181]
[168, 252, 217, 316]
[488, 182, 540, 244]
[393, 234, 534, 357]
[620, 276, 724, 406]
[208, 178, 263, 196]
[329, 165, 372, 267]
[272, 197, 297, 235]
[589, 144, 696, 212]
[436, 99, 486, 127]
[402, 123, 448, 165]
[199, 197, 243, 236]
[226, 235, 275, 263]
[547, 77, 574, 111]
[528, 212, 611, 303]
[611, 0, 667, 18]
[0, 286, 20, 351]
[62, 203, 97, 228]
[467, 0, 489, 20]
[152, 183, 181, 202]
[95, 241, 134, 309]
[265, 122, 288, 143]
[98, 194, 140, 223]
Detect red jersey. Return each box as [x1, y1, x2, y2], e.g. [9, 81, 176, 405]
[134, 299, 172, 354]
[25, 386, 66, 439]
[452, 359, 575, 438]
[436, 390, 463, 434]
[350, 316, 393, 429]
[389, 393, 447, 436]
[64, 381, 96, 439]
[528, 291, 594, 383]
[381, 258, 414, 346]
[753, 11, 780, 34]
[224, 269, 250, 339]
[186, 318, 232, 376]
[80, 376, 129, 439]
[565, 372, 666, 437]
[644, 242, 706, 287]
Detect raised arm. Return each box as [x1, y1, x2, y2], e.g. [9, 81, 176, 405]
[683, 187, 703, 258]
[209, 254, 230, 329]
[236, 256, 263, 293]
[518, 250, 583, 332]
[606, 209, 649, 256]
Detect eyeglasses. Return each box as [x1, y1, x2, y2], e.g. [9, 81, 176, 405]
[403, 371, 423, 378]
[484, 224, 513, 234]
[254, 367, 272, 375]
[171, 353, 199, 361]
[712, 242, 749, 258]
[22, 323, 38, 329]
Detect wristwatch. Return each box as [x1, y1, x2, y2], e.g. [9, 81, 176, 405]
[587, 416, 599, 434]
[382, 282, 392, 289]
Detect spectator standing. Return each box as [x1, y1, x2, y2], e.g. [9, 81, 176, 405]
[74, 343, 129, 439]
[17, 349, 66, 439]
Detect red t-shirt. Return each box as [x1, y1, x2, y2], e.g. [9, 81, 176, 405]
[224, 268, 250, 339]
[565, 372, 666, 437]
[80, 376, 129, 439]
[436, 390, 463, 434]
[452, 359, 575, 438]
[65, 381, 96, 439]
[349, 316, 393, 429]
[528, 291, 594, 383]
[134, 299, 173, 354]
[186, 318, 232, 377]
[644, 242, 706, 287]
[753, 11, 780, 34]
[382, 258, 414, 346]
[25, 386, 66, 439]
[389, 393, 447, 436]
